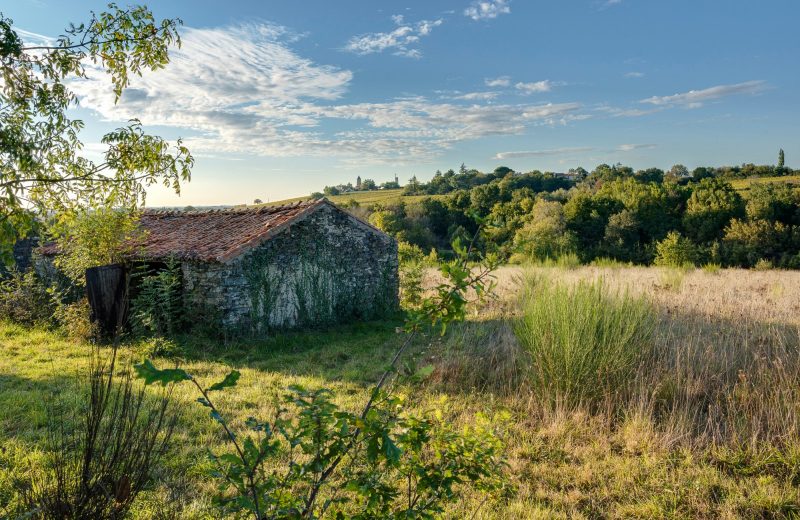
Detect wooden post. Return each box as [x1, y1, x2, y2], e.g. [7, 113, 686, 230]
[85, 264, 128, 338]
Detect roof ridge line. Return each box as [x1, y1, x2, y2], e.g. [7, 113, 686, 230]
[143, 197, 325, 217]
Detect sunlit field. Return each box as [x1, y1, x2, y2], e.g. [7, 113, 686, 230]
[730, 174, 800, 192]
[3, 265, 800, 518]
[248, 188, 440, 208]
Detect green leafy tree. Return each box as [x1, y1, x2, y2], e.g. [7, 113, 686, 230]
[0, 5, 193, 263]
[129, 258, 184, 336]
[564, 191, 621, 260]
[402, 175, 420, 195]
[420, 198, 453, 239]
[598, 178, 686, 246]
[397, 241, 426, 309]
[666, 164, 689, 182]
[514, 199, 576, 260]
[369, 209, 404, 234]
[633, 167, 664, 183]
[484, 188, 536, 246]
[745, 183, 800, 225]
[683, 178, 745, 243]
[602, 209, 642, 262]
[379, 180, 399, 189]
[778, 148, 785, 170]
[469, 182, 502, 216]
[654, 231, 699, 267]
[53, 208, 142, 285]
[723, 218, 798, 267]
[691, 166, 715, 182]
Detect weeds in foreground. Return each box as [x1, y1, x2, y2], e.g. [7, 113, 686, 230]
[18, 344, 177, 519]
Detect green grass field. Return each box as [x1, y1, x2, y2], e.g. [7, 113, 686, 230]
[729, 174, 800, 192]
[3, 265, 800, 518]
[250, 188, 436, 208]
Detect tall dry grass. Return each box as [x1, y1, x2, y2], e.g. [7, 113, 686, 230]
[432, 265, 800, 452]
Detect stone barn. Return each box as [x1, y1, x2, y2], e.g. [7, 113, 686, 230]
[40, 199, 399, 335]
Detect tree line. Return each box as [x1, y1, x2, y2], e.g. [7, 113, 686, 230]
[343, 161, 800, 269]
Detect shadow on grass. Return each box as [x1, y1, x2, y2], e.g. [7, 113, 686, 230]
[158, 315, 421, 385]
[0, 372, 86, 441]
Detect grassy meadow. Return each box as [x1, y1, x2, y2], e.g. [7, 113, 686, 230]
[247, 188, 437, 208]
[730, 174, 800, 193]
[3, 265, 800, 518]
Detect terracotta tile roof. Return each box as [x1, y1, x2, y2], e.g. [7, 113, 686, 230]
[40, 198, 384, 263]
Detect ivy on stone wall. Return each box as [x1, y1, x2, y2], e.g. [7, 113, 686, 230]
[242, 247, 282, 335]
[236, 208, 398, 336]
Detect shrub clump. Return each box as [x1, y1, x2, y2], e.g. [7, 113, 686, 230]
[514, 274, 656, 407]
[654, 231, 699, 267]
[0, 270, 54, 324]
[129, 259, 185, 337]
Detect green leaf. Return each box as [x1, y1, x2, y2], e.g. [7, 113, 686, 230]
[383, 435, 402, 463]
[207, 370, 240, 392]
[134, 359, 191, 386]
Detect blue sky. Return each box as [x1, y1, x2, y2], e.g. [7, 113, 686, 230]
[10, 0, 800, 205]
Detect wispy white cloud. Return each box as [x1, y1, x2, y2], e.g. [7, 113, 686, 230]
[617, 143, 657, 151]
[495, 147, 595, 159]
[485, 76, 511, 87]
[515, 80, 557, 94]
[437, 90, 500, 101]
[624, 71, 645, 78]
[313, 100, 581, 137]
[344, 15, 442, 58]
[70, 22, 584, 164]
[596, 105, 663, 118]
[640, 80, 767, 108]
[494, 142, 656, 160]
[464, 0, 511, 21]
[14, 27, 55, 45]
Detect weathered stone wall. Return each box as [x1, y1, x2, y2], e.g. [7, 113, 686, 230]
[182, 204, 398, 335]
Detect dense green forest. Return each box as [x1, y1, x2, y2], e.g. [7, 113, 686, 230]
[341, 162, 800, 268]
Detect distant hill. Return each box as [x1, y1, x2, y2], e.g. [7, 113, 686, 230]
[249, 174, 800, 207]
[729, 174, 800, 192]
[247, 189, 439, 208]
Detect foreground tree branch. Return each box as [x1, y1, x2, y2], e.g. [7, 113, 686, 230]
[0, 4, 191, 264]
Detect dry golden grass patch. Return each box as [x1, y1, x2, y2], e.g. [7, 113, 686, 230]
[427, 264, 800, 518]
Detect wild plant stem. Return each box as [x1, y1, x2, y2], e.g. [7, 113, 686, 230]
[190, 380, 263, 520]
